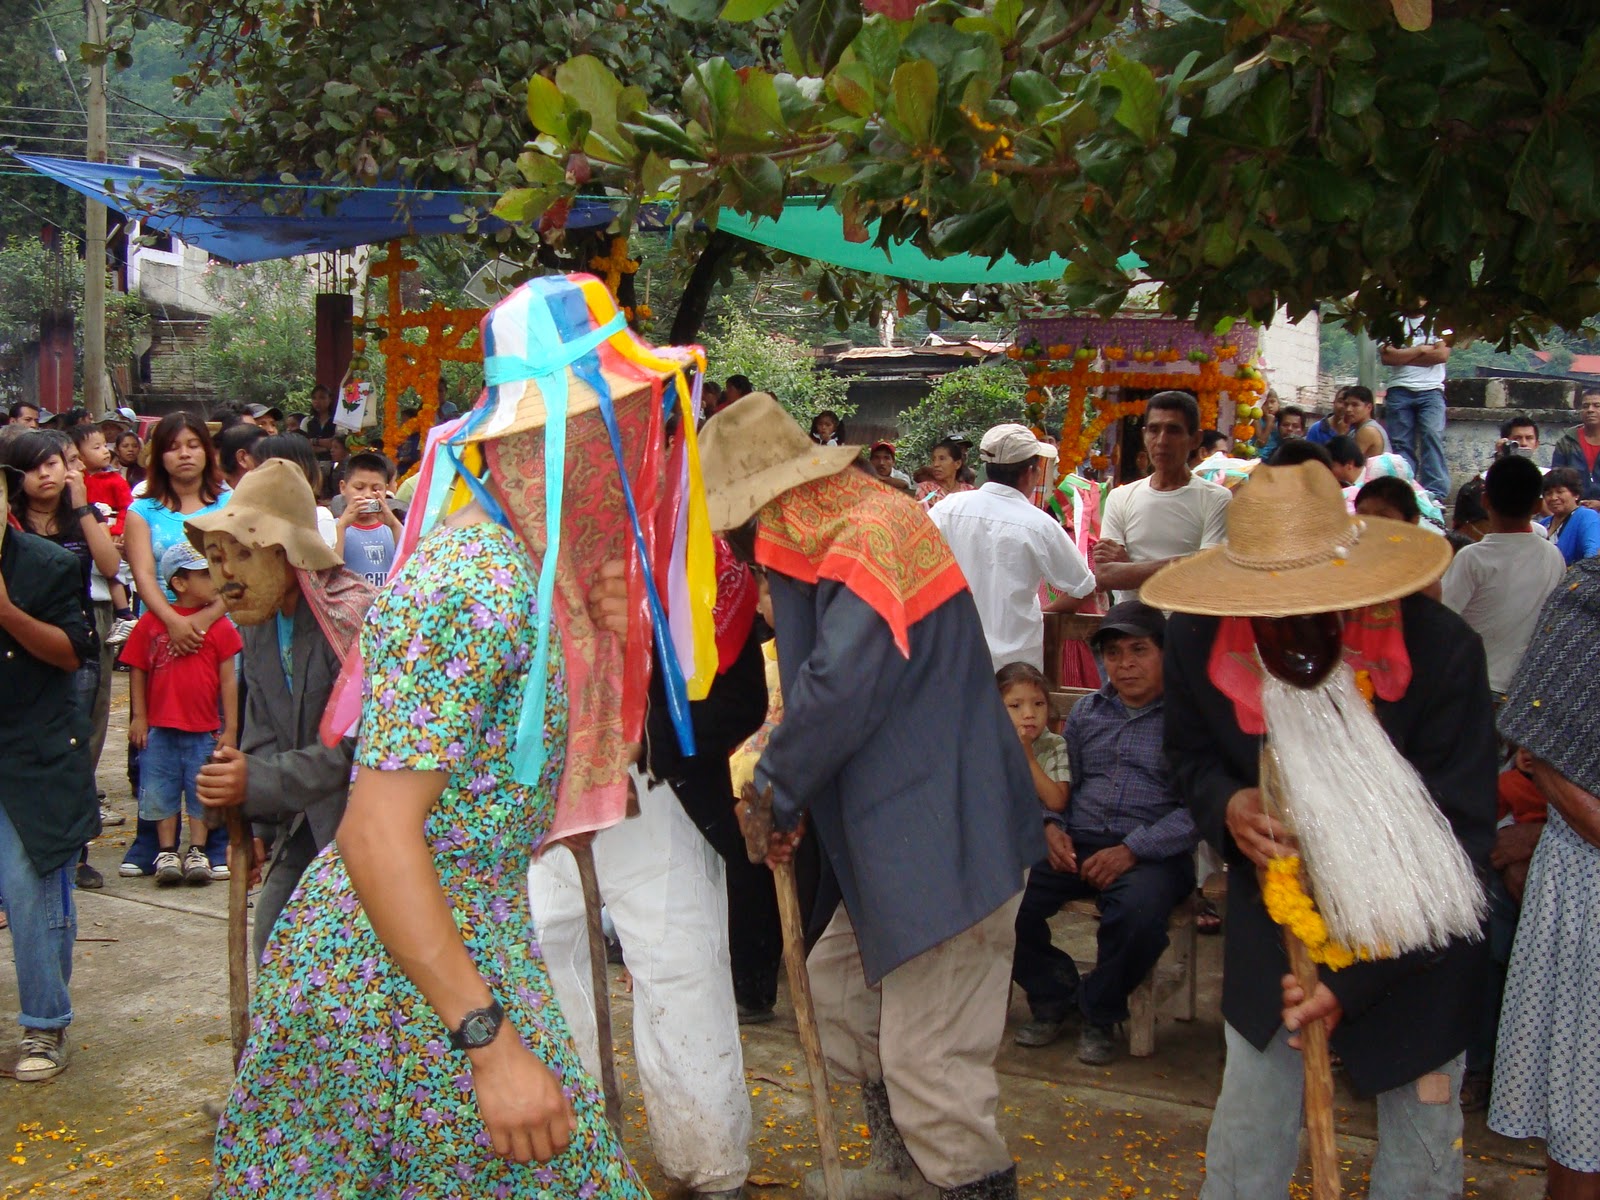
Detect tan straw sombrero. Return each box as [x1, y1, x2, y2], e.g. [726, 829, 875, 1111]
[185, 458, 342, 571]
[699, 392, 861, 530]
[1139, 461, 1451, 617]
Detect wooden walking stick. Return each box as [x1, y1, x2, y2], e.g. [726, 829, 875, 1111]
[740, 782, 844, 1200]
[223, 809, 253, 1069]
[1258, 750, 1339, 1200]
[569, 839, 624, 1134]
[1254, 613, 1343, 1200]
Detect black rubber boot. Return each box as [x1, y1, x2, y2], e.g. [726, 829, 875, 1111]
[938, 1165, 1019, 1200]
[803, 1079, 936, 1199]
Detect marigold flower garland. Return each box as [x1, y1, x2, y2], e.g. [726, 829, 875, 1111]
[1260, 856, 1374, 970]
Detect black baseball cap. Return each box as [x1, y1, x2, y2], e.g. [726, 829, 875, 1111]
[1090, 600, 1167, 649]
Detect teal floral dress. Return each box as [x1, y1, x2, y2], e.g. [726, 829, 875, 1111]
[213, 522, 647, 1199]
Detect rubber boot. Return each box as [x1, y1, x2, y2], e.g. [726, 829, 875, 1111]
[803, 1079, 937, 1200]
[937, 1166, 1018, 1200]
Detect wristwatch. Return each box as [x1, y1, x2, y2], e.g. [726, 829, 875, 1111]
[71, 504, 96, 522]
[448, 998, 505, 1051]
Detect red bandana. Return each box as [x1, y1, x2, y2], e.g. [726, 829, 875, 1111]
[1207, 602, 1413, 734]
[756, 468, 967, 656]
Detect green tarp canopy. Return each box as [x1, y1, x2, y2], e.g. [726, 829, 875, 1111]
[715, 201, 1144, 285]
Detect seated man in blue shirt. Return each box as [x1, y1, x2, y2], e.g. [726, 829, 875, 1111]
[1011, 600, 1200, 1065]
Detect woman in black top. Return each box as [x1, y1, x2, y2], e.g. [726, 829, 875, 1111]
[5, 431, 124, 886]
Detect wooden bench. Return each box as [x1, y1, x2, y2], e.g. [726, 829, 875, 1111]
[1060, 892, 1199, 1057]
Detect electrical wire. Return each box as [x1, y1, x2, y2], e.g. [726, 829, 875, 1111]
[31, 0, 85, 115]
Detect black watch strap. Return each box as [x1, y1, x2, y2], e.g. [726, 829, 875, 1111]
[448, 998, 505, 1051]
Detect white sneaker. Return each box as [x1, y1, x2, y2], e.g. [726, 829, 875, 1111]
[154, 851, 183, 886]
[13, 1028, 67, 1082]
[182, 847, 212, 886]
[105, 617, 137, 649]
[118, 860, 146, 878]
[208, 860, 231, 882]
[98, 806, 126, 828]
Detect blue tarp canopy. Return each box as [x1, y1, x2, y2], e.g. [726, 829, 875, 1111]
[14, 154, 613, 264]
[17, 155, 1143, 284]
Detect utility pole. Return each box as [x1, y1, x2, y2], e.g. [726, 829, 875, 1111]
[82, 0, 109, 418]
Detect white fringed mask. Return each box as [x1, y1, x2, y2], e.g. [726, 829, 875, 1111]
[1262, 662, 1486, 957]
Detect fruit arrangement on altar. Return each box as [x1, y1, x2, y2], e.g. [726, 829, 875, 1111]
[1011, 312, 1271, 470]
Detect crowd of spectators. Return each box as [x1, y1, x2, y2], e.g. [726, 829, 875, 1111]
[1, 367, 1597, 1199]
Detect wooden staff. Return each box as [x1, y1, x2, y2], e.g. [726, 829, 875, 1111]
[570, 839, 623, 1134]
[223, 808, 252, 1068]
[1259, 748, 1339, 1200]
[740, 782, 844, 1200]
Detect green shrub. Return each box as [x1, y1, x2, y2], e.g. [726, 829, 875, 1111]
[895, 360, 1049, 469]
[702, 315, 855, 425]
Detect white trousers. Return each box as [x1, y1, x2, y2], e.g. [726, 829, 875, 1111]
[529, 770, 752, 1192]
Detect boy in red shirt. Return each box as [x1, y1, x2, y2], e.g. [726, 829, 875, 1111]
[119, 543, 242, 886]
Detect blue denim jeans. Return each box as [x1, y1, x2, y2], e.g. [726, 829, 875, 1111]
[1202, 1024, 1464, 1199]
[1383, 386, 1450, 500]
[0, 804, 76, 1030]
[137, 728, 216, 823]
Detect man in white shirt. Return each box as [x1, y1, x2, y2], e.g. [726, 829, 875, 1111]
[1380, 311, 1452, 500]
[1094, 392, 1232, 605]
[929, 423, 1096, 672]
[1441, 455, 1566, 696]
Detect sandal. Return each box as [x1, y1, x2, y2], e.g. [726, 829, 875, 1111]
[1196, 898, 1223, 935]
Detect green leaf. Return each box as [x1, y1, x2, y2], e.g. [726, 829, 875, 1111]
[720, 0, 785, 18]
[892, 60, 938, 145]
[792, 0, 864, 72]
[527, 76, 570, 140]
[830, 64, 876, 117]
[665, 0, 723, 20]
[729, 155, 785, 216]
[323, 81, 359, 101]
[514, 151, 567, 185]
[1009, 71, 1064, 117]
[556, 55, 627, 159]
[626, 112, 701, 158]
[492, 186, 557, 223]
[1329, 68, 1376, 117]
[1102, 51, 1162, 144]
[852, 16, 902, 81]
[1390, 0, 1431, 32]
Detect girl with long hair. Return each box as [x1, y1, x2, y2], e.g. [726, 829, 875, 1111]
[124, 413, 228, 651]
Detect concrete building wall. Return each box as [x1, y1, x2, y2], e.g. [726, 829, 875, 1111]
[1435, 377, 1581, 499]
[1258, 308, 1321, 403]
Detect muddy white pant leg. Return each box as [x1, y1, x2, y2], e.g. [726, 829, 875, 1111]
[530, 771, 752, 1192]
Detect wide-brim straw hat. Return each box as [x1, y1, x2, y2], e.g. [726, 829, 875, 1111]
[699, 393, 861, 530]
[185, 458, 342, 571]
[1139, 461, 1452, 617]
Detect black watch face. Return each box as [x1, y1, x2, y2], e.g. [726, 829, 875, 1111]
[462, 1009, 498, 1047]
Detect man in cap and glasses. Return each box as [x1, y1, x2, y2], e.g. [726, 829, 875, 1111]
[698, 393, 1041, 1200]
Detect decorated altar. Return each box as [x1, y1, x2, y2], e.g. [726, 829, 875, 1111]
[1012, 311, 1271, 472]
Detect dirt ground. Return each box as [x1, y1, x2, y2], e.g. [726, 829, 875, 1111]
[1, 675, 1550, 1199]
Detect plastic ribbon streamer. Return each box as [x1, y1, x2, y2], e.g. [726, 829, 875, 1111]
[573, 277, 719, 701]
[476, 292, 626, 787]
[532, 275, 696, 759]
